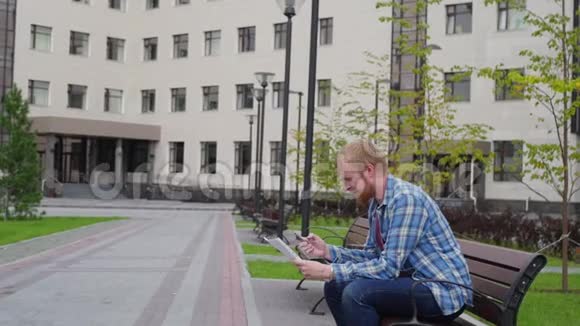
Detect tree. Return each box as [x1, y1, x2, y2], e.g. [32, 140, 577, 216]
[375, 0, 492, 197]
[312, 102, 348, 212]
[0, 87, 42, 220]
[479, 0, 580, 292]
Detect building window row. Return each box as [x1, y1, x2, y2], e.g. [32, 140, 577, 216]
[28, 80, 333, 112]
[446, 1, 526, 35]
[168, 141, 281, 175]
[444, 69, 524, 102]
[30, 18, 333, 59]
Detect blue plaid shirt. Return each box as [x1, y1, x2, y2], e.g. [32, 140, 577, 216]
[329, 175, 472, 316]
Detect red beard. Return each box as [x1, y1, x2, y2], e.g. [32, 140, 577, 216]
[356, 181, 374, 210]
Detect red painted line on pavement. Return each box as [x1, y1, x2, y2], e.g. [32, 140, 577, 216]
[219, 214, 247, 326]
[0, 221, 157, 300]
[0, 220, 140, 279]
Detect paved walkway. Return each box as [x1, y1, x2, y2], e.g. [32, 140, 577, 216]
[0, 205, 334, 326]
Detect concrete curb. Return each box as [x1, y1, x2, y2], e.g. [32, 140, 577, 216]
[232, 215, 263, 326]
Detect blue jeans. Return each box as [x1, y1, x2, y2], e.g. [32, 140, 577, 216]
[324, 277, 463, 326]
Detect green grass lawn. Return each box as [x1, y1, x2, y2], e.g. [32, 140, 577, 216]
[247, 260, 302, 280]
[0, 217, 125, 246]
[242, 243, 282, 256]
[530, 273, 580, 291]
[518, 291, 580, 325]
[546, 255, 580, 268]
[235, 220, 256, 229]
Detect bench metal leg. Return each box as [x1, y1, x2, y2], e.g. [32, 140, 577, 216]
[295, 278, 308, 290]
[309, 296, 326, 315]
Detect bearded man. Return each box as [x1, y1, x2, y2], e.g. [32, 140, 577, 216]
[294, 140, 471, 326]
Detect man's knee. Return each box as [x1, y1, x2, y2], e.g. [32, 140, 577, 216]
[341, 280, 365, 305]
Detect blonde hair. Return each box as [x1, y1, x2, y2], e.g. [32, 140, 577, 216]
[337, 140, 388, 173]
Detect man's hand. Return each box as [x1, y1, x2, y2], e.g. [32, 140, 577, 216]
[293, 260, 333, 281]
[296, 233, 331, 260]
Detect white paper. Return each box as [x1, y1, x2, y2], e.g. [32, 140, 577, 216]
[264, 237, 301, 261]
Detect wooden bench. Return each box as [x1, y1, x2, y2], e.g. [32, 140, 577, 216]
[298, 217, 547, 325]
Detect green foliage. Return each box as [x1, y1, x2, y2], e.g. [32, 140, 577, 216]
[478, 0, 580, 203]
[376, 0, 493, 197]
[0, 88, 42, 220]
[312, 100, 348, 204]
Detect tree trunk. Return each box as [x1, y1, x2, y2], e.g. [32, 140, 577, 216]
[560, 0, 569, 293]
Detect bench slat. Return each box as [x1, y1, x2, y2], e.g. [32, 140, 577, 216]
[353, 217, 369, 228]
[465, 257, 519, 287]
[346, 232, 368, 246]
[458, 239, 530, 269]
[471, 274, 510, 302]
[347, 225, 369, 236]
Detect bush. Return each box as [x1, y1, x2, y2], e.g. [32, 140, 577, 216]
[442, 208, 579, 259]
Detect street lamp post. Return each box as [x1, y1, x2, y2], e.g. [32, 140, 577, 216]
[246, 114, 256, 192]
[275, 0, 305, 239]
[254, 72, 274, 214]
[301, 0, 320, 238]
[253, 90, 264, 212]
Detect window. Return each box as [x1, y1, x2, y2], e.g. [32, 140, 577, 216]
[141, 89, 155, 113]
[446, 3, 472, 34]
[270, 141, 282, 176]
[169, 142, 184, 173]
[69, 31, 89, 56]
[493, 141, 522, 181]
[106, 37, 125, 61]
[236, 84, 254, 109]
[146, 0, 159, 9]
[31, 25, 52, 51]
[498, 1, 526, 31]
[319, 18, 333, 45]
[444, 72, 471, 102]
[204, 30, 221, 56]
[171, 87, 186, 112]
[173, 33, 188, 58]
[201, 142, 217, 174]
[67, 84, 87, 109]
[176, 0, 190, 5]
[238, 26, 255, 53]
[144, 37, 158, 61]
[317, 79, 331, 107]
[235, 142, 251, 174]
[104, 88, 123, 113]
[202, 86, 219, 111]
[28, 80, 49, 106]
[274, 23, 287, 50]
[495, 68, 525, 101]
[108, 0, 124, 10]
[272, 82, 284, 109]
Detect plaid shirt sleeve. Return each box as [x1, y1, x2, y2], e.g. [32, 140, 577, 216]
[328, 245, 378, 264]
[331, 194, 429, 282]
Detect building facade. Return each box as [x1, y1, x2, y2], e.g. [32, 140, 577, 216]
[4, 0, 580, 211]
[10, 0, 389, 200]
[426, 0, 580, 211]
